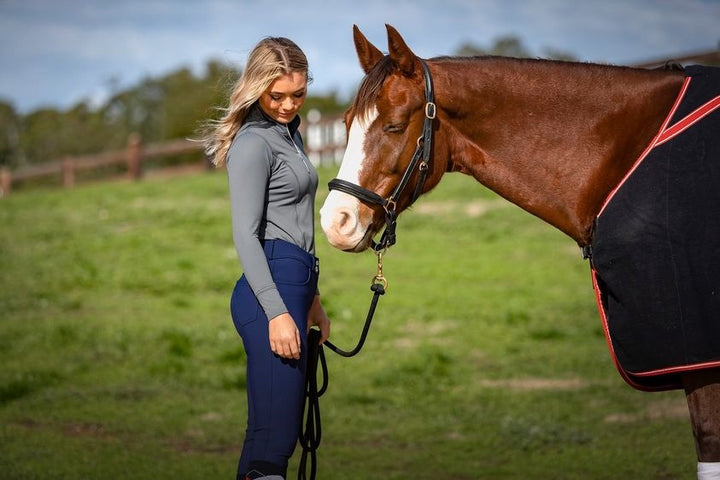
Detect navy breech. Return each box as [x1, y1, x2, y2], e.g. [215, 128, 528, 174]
[230, 239, 319, 478]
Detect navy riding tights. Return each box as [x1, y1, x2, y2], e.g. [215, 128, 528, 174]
[231, 240, 319, 480]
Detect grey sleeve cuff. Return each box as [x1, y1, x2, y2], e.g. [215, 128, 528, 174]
[255, 286, 288, 320]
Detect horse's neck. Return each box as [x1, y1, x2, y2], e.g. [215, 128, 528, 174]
[433, 58, 685, 245]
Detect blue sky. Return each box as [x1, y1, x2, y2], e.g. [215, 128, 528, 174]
[1, 0, 718, 113]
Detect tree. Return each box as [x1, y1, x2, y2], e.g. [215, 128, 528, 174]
[0, 101, 21, 168]
[7, 59, 353, 166]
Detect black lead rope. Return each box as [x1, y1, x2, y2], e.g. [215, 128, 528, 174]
[324, 282, 386, 357]
[298, 281, 386, 480]
[297, 327, 327, 480]
[299, 58, 435, 480]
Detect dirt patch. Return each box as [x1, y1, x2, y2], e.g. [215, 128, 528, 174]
[604, 397, 689, 423]
[61, 422, 113, 439]
[15, 418, 118, 441]
[393, 319, 458, 349]
[477, 378, 587, 391]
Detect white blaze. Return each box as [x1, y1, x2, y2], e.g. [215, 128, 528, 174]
[320, 108, 378, 250]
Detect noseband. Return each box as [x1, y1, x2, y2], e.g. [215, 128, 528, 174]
[327, 59, 436, 252]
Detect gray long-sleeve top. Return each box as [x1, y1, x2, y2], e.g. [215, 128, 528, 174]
[227, 104, 319, 320]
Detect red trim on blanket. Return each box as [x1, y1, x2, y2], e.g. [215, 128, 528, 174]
[656, 94, 720, 146]
[599, 78, 720, 217]
[598, 76, 691, 217]
[631, 359, 720, 377]
[590, 268, 720, 391]
[589, 268, 662, 391]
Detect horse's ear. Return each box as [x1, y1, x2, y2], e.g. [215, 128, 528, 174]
[353, 25, 384, 74]
[385, 24, 419, 77]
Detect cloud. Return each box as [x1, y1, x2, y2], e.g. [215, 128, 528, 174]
[1, 0, 718, 112]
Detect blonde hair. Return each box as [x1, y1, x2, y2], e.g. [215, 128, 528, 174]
[204, 37, 311, 167]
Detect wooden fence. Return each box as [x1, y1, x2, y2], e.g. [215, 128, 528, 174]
[0, 113, 348, 197]
[0, 134, 206, 197]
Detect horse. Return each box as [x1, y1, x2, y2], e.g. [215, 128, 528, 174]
[319, 24, 720, 478]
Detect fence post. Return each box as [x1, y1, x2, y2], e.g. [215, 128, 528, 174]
[0, 167, 11, 197]
[126, 133, 142, 180]
[61, 157, 75, 188]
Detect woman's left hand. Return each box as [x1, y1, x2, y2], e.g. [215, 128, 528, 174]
[307, 294, 331, 344]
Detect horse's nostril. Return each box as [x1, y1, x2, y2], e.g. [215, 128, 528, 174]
[337, 209, 357, 234]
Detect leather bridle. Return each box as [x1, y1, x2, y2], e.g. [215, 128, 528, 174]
[327, 59, 436, 252]
[300, 59, 437, 480]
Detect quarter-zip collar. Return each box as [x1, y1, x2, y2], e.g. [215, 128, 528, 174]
[243, 102, 310, 173]
[245, 102, 302, 136]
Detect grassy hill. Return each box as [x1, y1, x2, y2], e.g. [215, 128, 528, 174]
[0, 168, 695, 479]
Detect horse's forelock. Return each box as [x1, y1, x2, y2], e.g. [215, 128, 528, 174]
[352, 56, 394, 122]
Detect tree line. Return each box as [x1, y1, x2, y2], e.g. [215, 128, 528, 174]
[0, 60, 348, 171]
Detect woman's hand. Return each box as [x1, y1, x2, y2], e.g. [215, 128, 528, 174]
[307, 294, 331, 345]
[269, 313, 301, 359]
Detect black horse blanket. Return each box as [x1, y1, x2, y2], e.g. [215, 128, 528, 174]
[590, 65, 720, 391]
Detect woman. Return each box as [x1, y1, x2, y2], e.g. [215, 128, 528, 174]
[204, 37, 331, 480]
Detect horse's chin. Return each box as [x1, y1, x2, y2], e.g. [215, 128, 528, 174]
[343, 227, 376, 253]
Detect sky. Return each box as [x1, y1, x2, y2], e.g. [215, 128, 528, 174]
[1, 0, 718, 113]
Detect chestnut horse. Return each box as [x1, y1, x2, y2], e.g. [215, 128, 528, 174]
[320, 25, 720, 478]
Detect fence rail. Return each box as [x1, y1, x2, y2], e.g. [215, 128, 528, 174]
[0, 134, 202, 196]
[0, 113, 348, 197]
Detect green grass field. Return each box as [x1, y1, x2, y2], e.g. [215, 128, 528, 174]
[0, 168, 697, 479]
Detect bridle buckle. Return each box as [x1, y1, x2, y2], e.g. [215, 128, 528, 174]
[425, 102, 437, 120]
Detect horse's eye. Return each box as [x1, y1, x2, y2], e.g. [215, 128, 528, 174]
[383, 123, 406, 134]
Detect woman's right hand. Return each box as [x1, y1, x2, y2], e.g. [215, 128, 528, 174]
[268, 313, 301, 359]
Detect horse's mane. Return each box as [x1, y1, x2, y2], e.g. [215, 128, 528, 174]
[350, 55, 544, 119]
[352, 56, 396, 120]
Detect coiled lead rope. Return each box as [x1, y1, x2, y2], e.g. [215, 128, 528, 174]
[298, 276, 386, 480]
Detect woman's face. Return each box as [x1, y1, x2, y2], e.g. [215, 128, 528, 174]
[259, 72, 307, 124]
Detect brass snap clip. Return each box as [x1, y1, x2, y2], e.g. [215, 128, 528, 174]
[372, 248, 389, 291]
